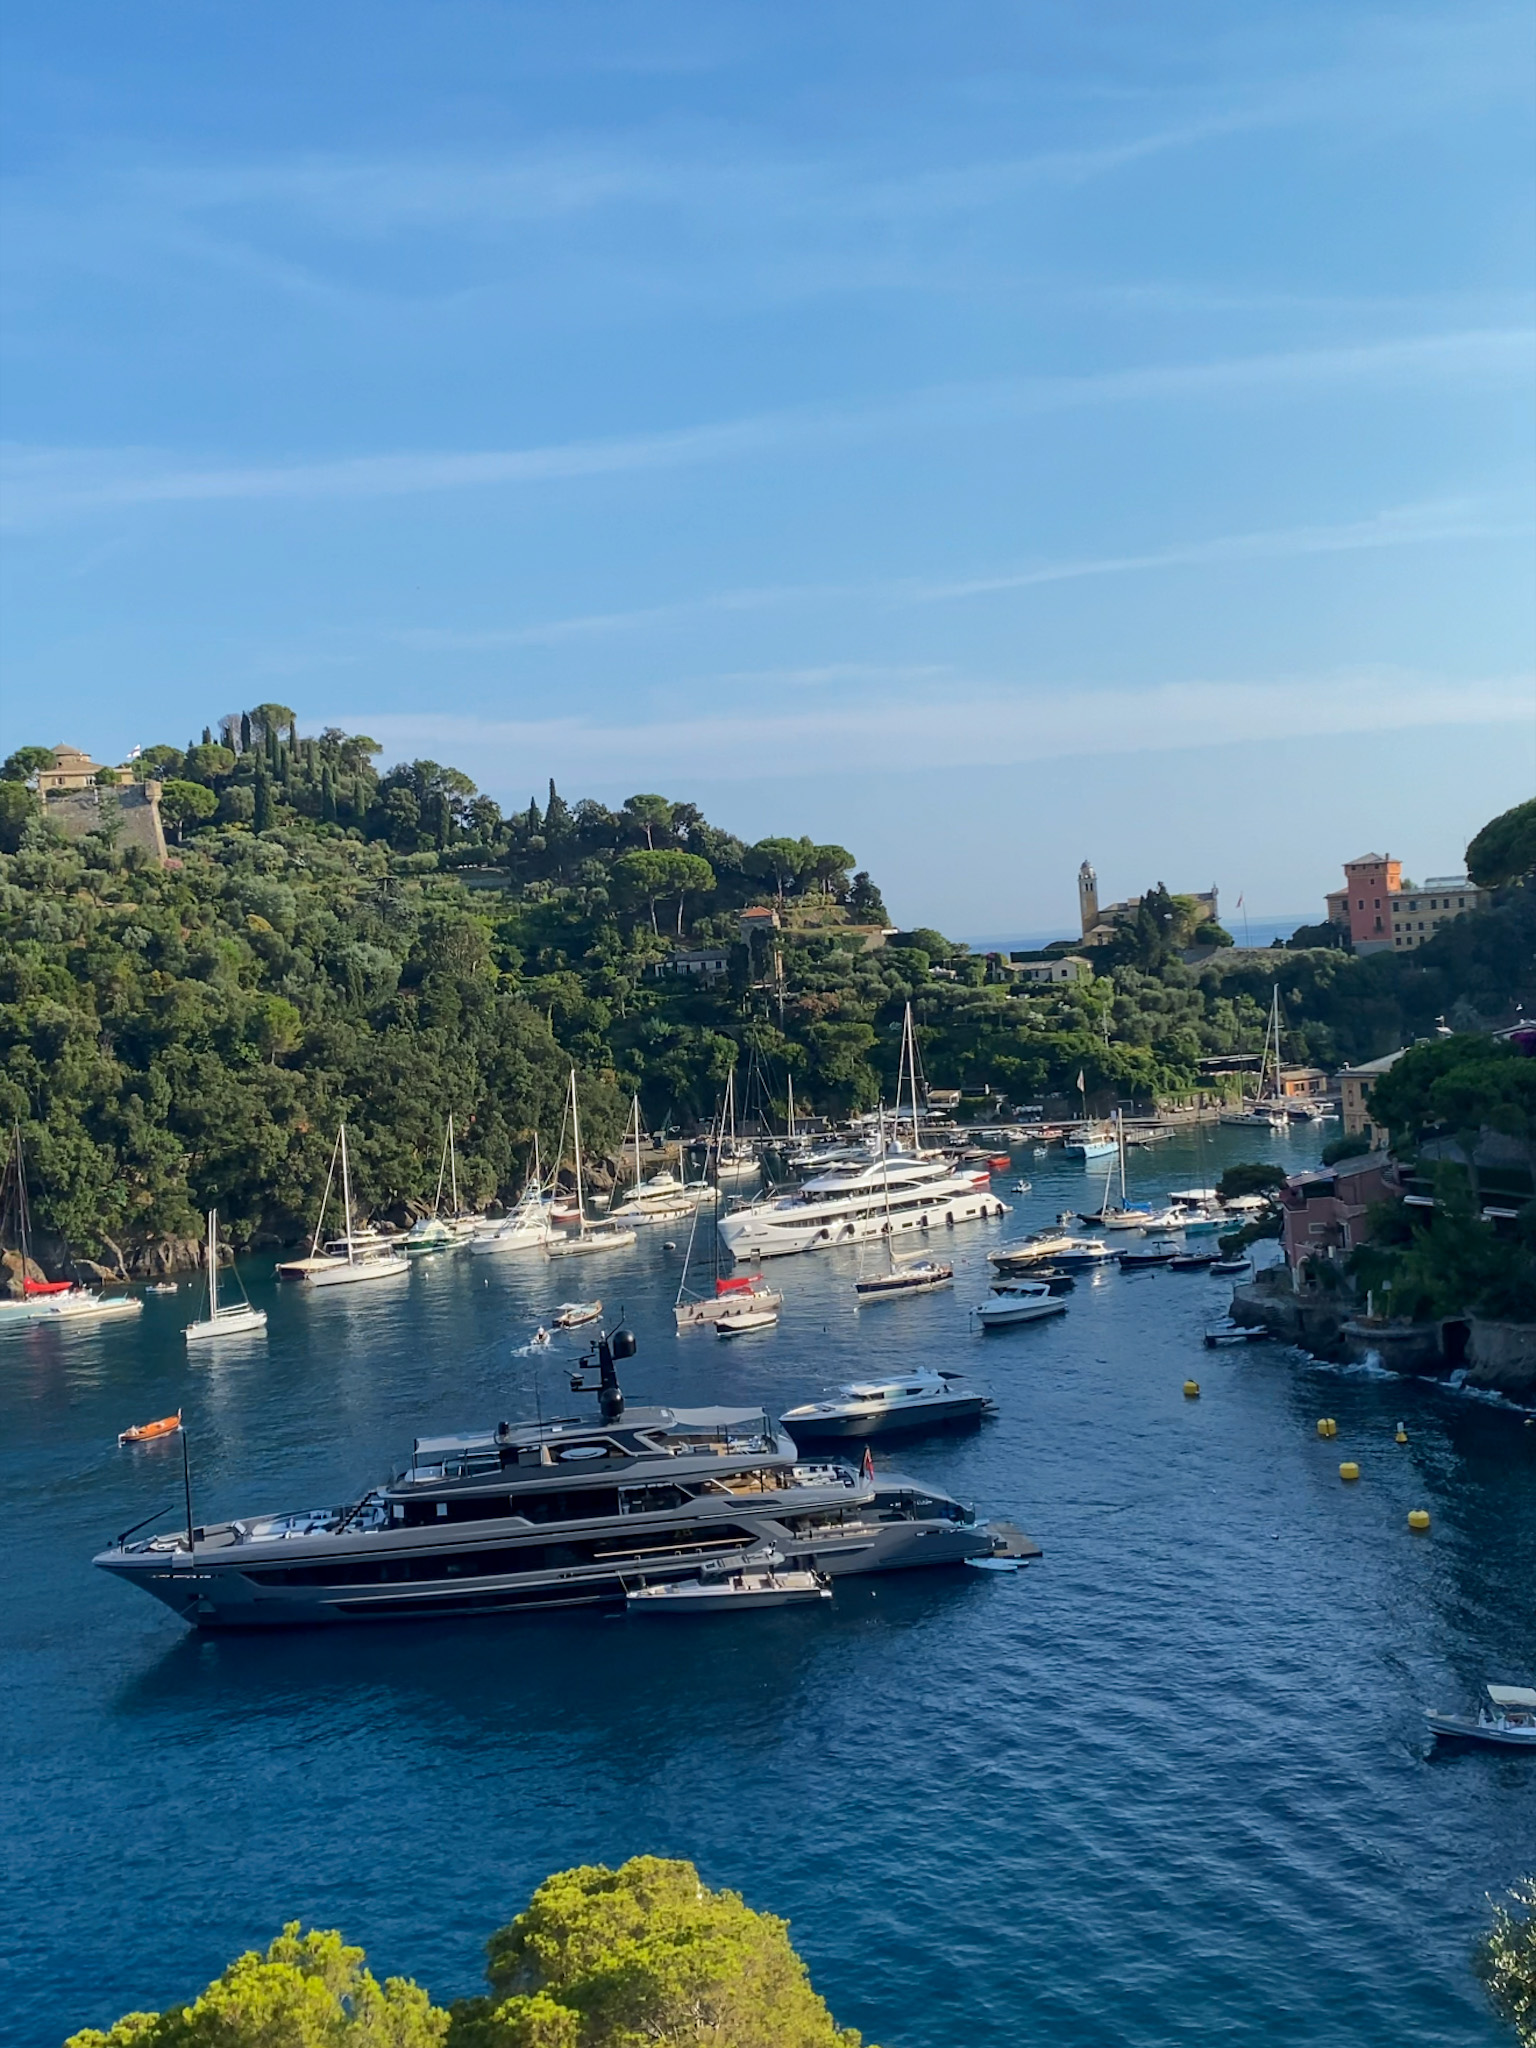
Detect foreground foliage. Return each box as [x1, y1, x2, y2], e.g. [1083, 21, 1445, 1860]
[64, 1924, 447, 2047]
[1477, 1878, 1536, 2046]
[452, 1857, 870, 2047]
[65, 1861, 872, 2048]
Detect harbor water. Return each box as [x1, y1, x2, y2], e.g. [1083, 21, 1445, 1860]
[4, 1124, 1533, 2047]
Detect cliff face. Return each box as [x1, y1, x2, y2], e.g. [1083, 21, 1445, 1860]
[1466, 1318, 1536, 1401]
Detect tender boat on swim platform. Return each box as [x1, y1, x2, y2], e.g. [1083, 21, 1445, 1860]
[626, 1552, 831, 1614]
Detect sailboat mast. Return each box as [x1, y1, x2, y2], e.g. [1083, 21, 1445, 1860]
[207, 1208, 218, 1318]
[340, 1124, 356, 1262]
[568, 1070, 585, 1227]
[432, 1124, 449, 1216]
[904, 1003, 924, 1157]
[632, 1094, 643, 1195]
[448, 1114, 460, 1215]
[786, 1074, 796, 1140]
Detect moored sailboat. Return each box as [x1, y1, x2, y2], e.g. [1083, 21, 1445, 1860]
[547, 1070, 638, 1259]
[184, 1210, 267, 1341]
[276, 1125, 409, 1286]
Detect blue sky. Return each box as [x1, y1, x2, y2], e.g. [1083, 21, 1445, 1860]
[2, 1, 1531, 936]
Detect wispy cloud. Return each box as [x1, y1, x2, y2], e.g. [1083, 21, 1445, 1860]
[397, 496, 1531, 651]
[332, 670, 1532, 787]
[4, 330, 1529, 530]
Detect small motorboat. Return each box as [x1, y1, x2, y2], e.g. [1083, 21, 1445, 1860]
[119, 1410, 182, 1446]
[552, 1300, 602, 1329]
[1425, 1683, 1536, 1748]
[627, 1560, 832, 1615]
[146, 1282, 179, 1296]
[1169, 1251, 1217, 1271]
[1010, 1179, 1032, 1194]
[715, 1304, 781, 1337]
[529, 1326, 552, 1346]
[987, 1154, 1012, 1172]
[782, 1370, 995, 1440]
[1203, 1320, 1270, 1347]
[1119, 1238, 1180, 1268]
[976, 1278, 1068, 1328]
[1208, 1257, 1252, 1276]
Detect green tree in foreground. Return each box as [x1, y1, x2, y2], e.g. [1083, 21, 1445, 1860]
[1216, 1162, 1289, 1201]
[65, 1864, 871, 2048]
[451, 1857, 871, 2047]
[1467, 799, 1536, 892]
[1478, 1878, 1536, 2045]
[65, 1923, 448, 2047]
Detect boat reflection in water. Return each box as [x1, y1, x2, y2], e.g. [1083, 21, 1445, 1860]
[95, 1326, 1000, 1628]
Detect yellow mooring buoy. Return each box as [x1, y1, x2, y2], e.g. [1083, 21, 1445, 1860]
[1395, 1425, 1408, 1445]
[1183, 1380, 1200, 1399]
[1316, 1418, 1337, 1438]
[1407, 1508, 1431, 1531]
[1339, 1461, 1360, 1481]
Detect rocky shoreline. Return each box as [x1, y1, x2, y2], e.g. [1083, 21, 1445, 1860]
[1229, 1272, 1536, 1403]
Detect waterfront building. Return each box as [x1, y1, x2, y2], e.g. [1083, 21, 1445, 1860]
[1279, 1152, 1390, 1276]
[1337, 1050, 1406, 1144]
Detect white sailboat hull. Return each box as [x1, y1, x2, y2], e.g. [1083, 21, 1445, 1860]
[185, 1306, 268, 1341]
[547, 1228, 639, 1259]
[300, 1253, 410, 1287]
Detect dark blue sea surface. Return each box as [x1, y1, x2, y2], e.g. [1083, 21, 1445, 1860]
[4, 1126, 1533, 2047]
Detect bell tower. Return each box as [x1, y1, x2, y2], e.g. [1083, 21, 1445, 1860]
[1078, 861, 1099, 939]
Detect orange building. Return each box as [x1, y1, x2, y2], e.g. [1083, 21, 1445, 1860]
[1330, 854, 1402, 945]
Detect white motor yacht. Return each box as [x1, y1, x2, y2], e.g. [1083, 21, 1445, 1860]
[718, 1151, 1002, 1260]
[781, 1370, 996, 1441]
[471, 1183, 556, 1256]
[975, 1279, 1067, 1328]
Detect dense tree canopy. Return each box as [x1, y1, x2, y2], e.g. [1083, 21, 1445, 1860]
[452, 1857, 871, 2048]
[1467, 798, 1536, 891]
[65, 1867, 874, 2048]
[2, 729, 1528, 1271]
[65, 1924, 447, 2048]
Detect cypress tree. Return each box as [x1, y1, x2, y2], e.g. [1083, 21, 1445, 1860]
[253, 764, 272, 833]
[239, 711, 252, 753]
[321, 765, 338, 823]
[201, 726, 212, 745]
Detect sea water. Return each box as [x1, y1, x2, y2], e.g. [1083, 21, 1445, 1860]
[3, 1124, 1532, 2047]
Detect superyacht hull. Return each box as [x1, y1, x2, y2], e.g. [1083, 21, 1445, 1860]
[95, 1499, 992, 1628]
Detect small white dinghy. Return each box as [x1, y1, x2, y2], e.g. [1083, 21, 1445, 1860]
[1425, 1683, 1536, 1748]
[715, 1303, 781, 1337]
[627, 1554, 831, 1615]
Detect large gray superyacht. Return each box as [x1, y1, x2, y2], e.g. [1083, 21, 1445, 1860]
[94, 1327, 997, 1627]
